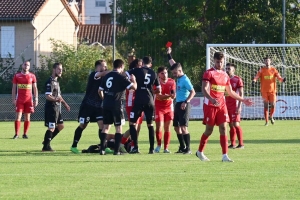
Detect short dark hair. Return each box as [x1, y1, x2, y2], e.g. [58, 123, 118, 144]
[226, 63, 236, 68]
[53, 63, 62, 69]
[95, 60, 105, 68]
[129, 59, 139, 70]
[213, 52, 224, 60]
[263, 55, 271, 60]
[157, 66, 167, 73]
[113, 59, 124, 69]
[170, 63, 182, 71]
[142, 56, 152, 65]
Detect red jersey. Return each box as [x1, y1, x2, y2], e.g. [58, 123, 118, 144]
[203, 68, 230, 107]
[225, 75, 243, 109]
[126, 89, 135, 107]
[12, 72, 37, 102]
[154, 78, 176, 109]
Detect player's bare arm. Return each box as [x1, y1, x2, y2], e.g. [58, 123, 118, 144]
[167, 47, 176, 66]
[95, 70, 111, 79]
[33, 82, 38, 107]
[12, 83, 17, 106]
[60, 97, 70, 111]
[98, 89, 104, 100]
[236, 87, 244, 114]
[202, 80, 219, 106]
[225, 85, 253, 106]
[128, 74, 137, 90]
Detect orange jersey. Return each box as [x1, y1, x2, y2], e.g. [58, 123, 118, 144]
[12, 72, 37, 102]
[253, 66, 283, 93]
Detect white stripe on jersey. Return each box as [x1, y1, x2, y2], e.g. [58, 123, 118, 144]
[127, 90, 134, 107]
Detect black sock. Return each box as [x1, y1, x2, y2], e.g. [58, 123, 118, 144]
[176, 134, 185, 149]
[183, 134, 190, 150]
[100, 132, 107, 150]
[51, 128, 60, 140]
[72, 126, 84, 147]
[130, 125, 138, 148]
[43, 130, 53, 147]
[114, 133, 122, 153]
[98, 129, 102, 140]
[148, 126, 154, 150]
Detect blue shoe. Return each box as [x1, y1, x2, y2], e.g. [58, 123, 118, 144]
[154, 146, 161, 153]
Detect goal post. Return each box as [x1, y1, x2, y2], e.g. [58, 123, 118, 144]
[206, 44, 300, 120]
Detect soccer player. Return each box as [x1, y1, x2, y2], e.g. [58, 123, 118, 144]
[98, 59, 137, 155]
[11, 60, 38, 139]
[167, 48, 196, 154]
[196, 52, 253, 162]
[154, 66, 176, 153]
[126, 56, 161, 154]
[225, 63, 244, 149]
[42, 63, 70, 152]
[70, 60, 107, 154]
[252, 56, 286, 126]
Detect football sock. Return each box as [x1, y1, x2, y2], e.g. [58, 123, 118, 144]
[51, 128, 60, 140]
[98, 129, 102, 140]
[156, 130, 162, 146]
[130, 125, 138, 148]
[183, 134, 190, 150]
[72, 126, 84, 147]
[264, 108, 269, 122]
[121, 136, 128, 145]
[198, 134, 209, 152]
[229, 127, 236, 146]
[43, 130, 53, 147]
[114, 133, 122, 153]
[235, 126, 244, 146]
[270, 107, 275, 117]
[164, 131, 171, 150]
[148, 126, 155, 150]
[15, 121, 21, 135]
[220, 135, 228, 154]
[176, 133, 185, 149]
[100, 132, 107, 151]
[24, 121, 30, 135]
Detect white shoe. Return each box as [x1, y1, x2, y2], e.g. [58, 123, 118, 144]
[222, 154, 234, 162]
[119, 144, 128, 153]
[154, 146, 161, 153]
[196, 151, 210, 161]
[163, 149, 171, 153]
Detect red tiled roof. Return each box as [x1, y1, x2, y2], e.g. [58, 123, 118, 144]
[0, 0, 48, 20]
[78, 24, 127, 45]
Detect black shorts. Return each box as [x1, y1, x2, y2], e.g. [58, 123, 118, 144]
[130, 103, 153, 124]
[173, 102, 191, 127]
[44, 106, 63, 128]
[78, 103, 103, 124]
[103, 106, 125, 126]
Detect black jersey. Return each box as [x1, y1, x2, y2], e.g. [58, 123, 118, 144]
[126, 66, 160, 105]
[99, 71, 132, 108]
[45, 76, 61, 107]
[82, 71, 103, 108]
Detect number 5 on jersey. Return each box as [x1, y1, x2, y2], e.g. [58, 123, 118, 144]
[106, 77, 113, 88]
[144, 73, 150, 84]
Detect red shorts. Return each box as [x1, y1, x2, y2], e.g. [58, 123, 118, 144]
[16, 101, 34, 113]
[227, 109, 241, 123]
[155, 108, 173, 122]
[126, 106, 143, 124]
[202, 104, 229, 126]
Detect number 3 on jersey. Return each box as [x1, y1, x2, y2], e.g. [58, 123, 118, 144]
[144, 73, 151, 84]
[106, 77, 113, 88]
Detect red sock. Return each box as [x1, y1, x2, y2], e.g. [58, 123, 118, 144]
[220, 135, 228, 154]
[198, 134, 209, 152]
[15, 121, 21, 135]
[235, 126, 244, 146]
[121, 136, 128, 145]
[24, 121, 30, 135]
[229, 127, 236, 146]
[270, 107, 275, 117]
[156, 131, 162, 146]
[264, 108, 269, 122]
[163, 131, 171, 150]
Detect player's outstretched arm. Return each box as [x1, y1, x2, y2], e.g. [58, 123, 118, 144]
[225, 85, 253, 106]
[95, 70, 111, 79]
[167, 47, 176, 66]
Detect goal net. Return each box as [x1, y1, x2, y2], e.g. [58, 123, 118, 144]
[206, 44, 300, 120]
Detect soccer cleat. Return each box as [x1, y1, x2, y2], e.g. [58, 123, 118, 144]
[105, 148, 114, 154]
[270, 118, 275, 125]
[148, 149, 155, 154]
[42, 146, 55, 152]
[196, 151, 210, 161]
[129, 147, 140, 154]
[154, 146, 161, 153]
[12, 135, 19, 139]
[119, 145, 128, 153]
[22, 134, 28, 139]
[99, 149, 106, 155]
[264, 122, 269, 126]
[235, 145, 245, 149]
[183, 148, 192, 154]
[175, 146, 185, 153]
[70, 147, 80, 154]
[163, 149, 171, 153]
[228, 144, 236, 149]
[113, 151, 122, 155]
[222, 155, 234, 162]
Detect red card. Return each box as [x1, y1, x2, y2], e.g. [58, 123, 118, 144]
[166, 41, 172, 48]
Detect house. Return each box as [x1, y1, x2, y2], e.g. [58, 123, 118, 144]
[79, 0, 112, 24]
[0, 0, 80, 70]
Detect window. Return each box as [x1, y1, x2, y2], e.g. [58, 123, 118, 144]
[95, 0, 105, 7]
[1, 26, 15, 58]
[100, 14, 111, 24]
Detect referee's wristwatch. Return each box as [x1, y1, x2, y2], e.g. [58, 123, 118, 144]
[184, 100, 189, 103]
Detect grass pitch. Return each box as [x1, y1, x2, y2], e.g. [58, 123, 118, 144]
[0, 120, 299, 199]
